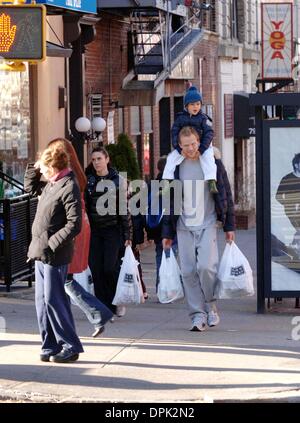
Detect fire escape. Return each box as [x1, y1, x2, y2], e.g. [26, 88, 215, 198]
[98, 0, 205, 105]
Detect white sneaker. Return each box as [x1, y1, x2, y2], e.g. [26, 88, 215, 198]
[207, 310, 220, 327]
[190, 322, 206, 332]
[116, 306, 126, 317]
[190, 316, 207, 332]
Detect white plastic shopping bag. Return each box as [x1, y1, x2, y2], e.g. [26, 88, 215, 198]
[112, 246, 144, 305]
[216, 242, 254, 299]
[71, 266, 95, 305]
[158, 249, 184, 303]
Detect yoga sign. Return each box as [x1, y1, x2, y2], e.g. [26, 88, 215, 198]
[261, 2, 293, 79]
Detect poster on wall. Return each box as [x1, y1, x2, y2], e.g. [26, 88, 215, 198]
[270, 127, 300, 291]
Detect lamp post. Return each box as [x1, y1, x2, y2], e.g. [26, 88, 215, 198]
[91, 117, 107, 145]
[74, 116, 106, 163]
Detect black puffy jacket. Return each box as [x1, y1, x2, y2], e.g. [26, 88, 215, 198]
[84, 166, 131, 241]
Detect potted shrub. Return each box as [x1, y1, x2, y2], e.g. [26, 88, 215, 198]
[106, 133, 141, 180]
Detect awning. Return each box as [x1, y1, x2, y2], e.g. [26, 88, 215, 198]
[46, 42, 73, 58]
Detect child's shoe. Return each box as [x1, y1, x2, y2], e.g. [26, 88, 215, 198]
[208, 179, 218, 194]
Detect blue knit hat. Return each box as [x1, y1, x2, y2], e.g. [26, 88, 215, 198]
[184, 86, 202, 106]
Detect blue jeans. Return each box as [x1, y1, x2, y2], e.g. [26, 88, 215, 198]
[35, 261, 83, 355]
[65, 279, 113, 328]
[155, 240, 178, 292]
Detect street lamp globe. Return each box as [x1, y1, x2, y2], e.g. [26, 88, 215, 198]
[75, 117, 91, 133]
[92, 117, 106, 133]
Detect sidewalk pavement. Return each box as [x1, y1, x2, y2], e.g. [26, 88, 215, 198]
[0, 228, 300, 403]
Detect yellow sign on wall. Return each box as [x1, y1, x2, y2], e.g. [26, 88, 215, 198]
[0, 4, 46, 62]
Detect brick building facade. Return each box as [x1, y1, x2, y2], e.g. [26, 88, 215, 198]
[85, 13, 131, 144]
[84, 0, 260, 200]
[84, 11, 188, 179]
[189, 32, 220, 150]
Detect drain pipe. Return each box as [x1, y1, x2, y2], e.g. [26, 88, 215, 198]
[166, 0, 171, 73]
[109, 19, 113, 106]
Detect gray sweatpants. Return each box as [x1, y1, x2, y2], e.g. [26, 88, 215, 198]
[177, 226, 219, 323]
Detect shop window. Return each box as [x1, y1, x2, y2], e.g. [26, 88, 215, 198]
[0, 65, 32, 198]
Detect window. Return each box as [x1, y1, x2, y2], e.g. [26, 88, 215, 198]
[231, 0, 238, 40]
[118, 108, 124, 134]
[130, 106, 141, 135]
[170, 52, 194, 79]
[201, 0, 216, 32]
[143, 106, 153, 134]
[88, 93, 103, 119]
[0, 64, 32, 197]
[222, 0, 227, 39]
[198, 57, 204, 93]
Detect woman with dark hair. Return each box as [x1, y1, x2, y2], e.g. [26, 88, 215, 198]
[26, 142, 83, 363]
[85, 147, 132, 316]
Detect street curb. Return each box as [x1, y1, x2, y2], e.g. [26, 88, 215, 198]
[1, 388, 300, 403]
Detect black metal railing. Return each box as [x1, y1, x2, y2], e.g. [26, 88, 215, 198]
[0, 171, 38, 291]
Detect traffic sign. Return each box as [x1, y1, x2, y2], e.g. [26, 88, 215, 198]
[0, 4, 46, 62]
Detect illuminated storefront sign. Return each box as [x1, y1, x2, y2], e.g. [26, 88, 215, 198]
[0, 5, 46, 61]
[261, 2, 293, 79]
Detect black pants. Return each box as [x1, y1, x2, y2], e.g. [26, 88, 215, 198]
[89, 226, 121, 314]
